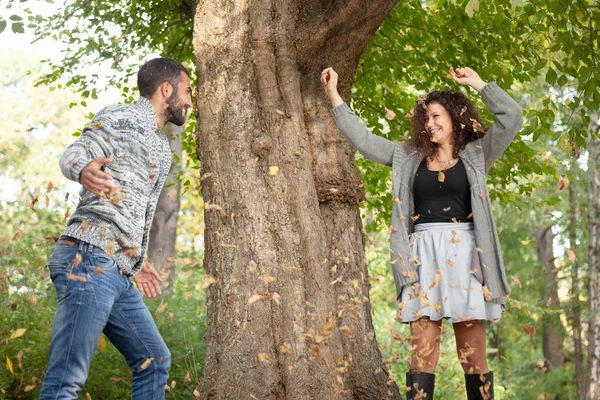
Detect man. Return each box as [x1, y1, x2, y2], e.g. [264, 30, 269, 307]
[39, 57, 193, 399]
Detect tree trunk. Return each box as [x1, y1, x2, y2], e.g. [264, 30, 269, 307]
[535, 219, 564, 371]
[588, 111, 600, 400]
[148, 123, 183, 288]
[192, 1, 401, 398]
[568, 169, 585, 400]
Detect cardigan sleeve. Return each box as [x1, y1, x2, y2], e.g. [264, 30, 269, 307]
[478, 82, 524, 171]
[331, 103, 395, 167]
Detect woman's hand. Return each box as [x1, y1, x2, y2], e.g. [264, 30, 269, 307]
[450, 67, 487, 93]
[321, 67, 344, 108]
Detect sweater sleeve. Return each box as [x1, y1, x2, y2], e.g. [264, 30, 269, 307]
[59, 106, 120, 182]
[479, 82, 524, 170]
[330, 103, 395, 167]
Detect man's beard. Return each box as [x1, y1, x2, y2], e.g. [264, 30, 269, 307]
[164, 91, 187, 126]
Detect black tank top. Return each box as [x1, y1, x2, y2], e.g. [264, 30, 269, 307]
[413, 158, 473, 224]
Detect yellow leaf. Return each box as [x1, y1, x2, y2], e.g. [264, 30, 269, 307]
[86, 392, 92, 400]
[97, 335, 107, 353]
[7, 356, 14, 375]
[9, 328, 26, 340]
[269, 166, 279, 175]
[257, 353, 271, 363]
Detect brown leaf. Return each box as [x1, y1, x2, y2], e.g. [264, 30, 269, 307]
[109, 377, 124, 382]
[95, 267, 104, 277]
[384, 107, 396, 120]
[67, 273, 87, 283]
[72, 253, 83, 267]
[521, 324, 536, 340]
[566, 249, 577, 263]
[155, 302, 168, 316]
[510, 275, 522, 288]
[557, 176, 569, 191]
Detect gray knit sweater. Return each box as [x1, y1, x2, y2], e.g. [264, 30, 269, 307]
[331, 82, 523, 303]
[59, 97, 171, 276]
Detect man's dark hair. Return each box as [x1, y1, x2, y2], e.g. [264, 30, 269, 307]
[137, 58, 190, 99]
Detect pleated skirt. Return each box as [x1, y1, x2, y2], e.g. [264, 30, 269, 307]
[397, 222, 504, 324]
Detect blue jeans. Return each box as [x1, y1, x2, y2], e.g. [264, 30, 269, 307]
[39, 238, 170, 400]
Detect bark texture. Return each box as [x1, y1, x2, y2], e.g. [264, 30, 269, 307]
[192, 0, 401, 398]
[535, 220, 564, 371]
[588, 111, 600, 400]
[148, 123, 184, 288]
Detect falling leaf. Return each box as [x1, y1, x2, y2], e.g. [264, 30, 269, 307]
[9, 328, 26, 340]
[443, 207, 451, 212]
[257, 353, 271, 363]
[140, 358, 154, 370]
[95, 267, 104, 277]
[339, 326, 353, 335]
[446, 257, 454, 267]
[184, 371, 191, 383]
[248, 294, 266, 304]
[280, 343, 292, 353]
[567, 249, 577, 263]
[557, 176, 569, 191]
[269, 166, 279, 175]
[81, 218, 90, 235]
[86, 392, 92, 400]
[155, 302, 168, 316]
[72, 253, 83, 267]
[92, 122, 103, 130]
[167, 188, 177, 200]
[67, 273, 88, 283]
[28, 292, 37, 306]
[510, 276, 522, 288]
[6, 356, 14, 375]
[149, 173, 156, 180]
[521, 325, 536, 340]
[384, 107, 396, 120]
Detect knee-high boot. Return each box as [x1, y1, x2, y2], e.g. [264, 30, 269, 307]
[405, 372, 435, 399]
[465, 371, 494, 399]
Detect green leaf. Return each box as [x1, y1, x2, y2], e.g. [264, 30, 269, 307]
[0, 20, 6, 34]
[9, 14, 22, 22]
[11, 22, 24, 34]
[545, 68, 557, 85]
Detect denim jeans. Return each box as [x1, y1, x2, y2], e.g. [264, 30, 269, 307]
[39, 238, 170, 400]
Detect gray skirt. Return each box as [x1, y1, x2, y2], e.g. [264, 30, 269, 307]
[397, 222, 503, 324]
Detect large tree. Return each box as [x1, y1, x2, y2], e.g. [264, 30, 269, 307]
[192, 1, 401, 397]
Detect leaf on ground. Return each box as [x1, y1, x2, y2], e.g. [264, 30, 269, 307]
[9, 328, 26, 340]
[257, 353, 271, 363]
[6, 356, 14, 375]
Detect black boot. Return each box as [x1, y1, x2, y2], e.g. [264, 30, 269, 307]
[405, 372, 435, 399]
[465, 371, 494, 399]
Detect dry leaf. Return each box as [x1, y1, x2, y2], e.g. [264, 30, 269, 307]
[97, 335, 107, 353]
[248, 294, 266, 305]
[280, 343, 292, 353]
[510, 275, 522, 288]
[557, 176, 569, 191]
[257, 353, 271, 363]
[95, 267, 104, 277]
[109, 377, 124, 382]
[67, 273, 88, 283]
[521, 324, 536, 340]
[384, 107, 396, 120]
[72, 253, 83, 267]
[155, 302, 168, 316]
[567, 249, 577, 263]
[269, 166, 279, 175]
[140, 357, 154, 370]
[9, 328, 26, 340]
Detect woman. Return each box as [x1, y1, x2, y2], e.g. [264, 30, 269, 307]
[321, 66, 522, 399]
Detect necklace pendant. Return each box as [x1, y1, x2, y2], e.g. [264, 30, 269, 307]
[438, 170, 445, 182]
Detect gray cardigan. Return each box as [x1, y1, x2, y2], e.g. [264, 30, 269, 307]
[330, 82, 523, 304]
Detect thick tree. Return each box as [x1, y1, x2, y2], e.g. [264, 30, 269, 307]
[192, 1, 401, 398]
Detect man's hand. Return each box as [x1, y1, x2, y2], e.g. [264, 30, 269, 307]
[449, 67, 487, 93]
[133, 263, 164, 298]
[80, 157, 113, 196]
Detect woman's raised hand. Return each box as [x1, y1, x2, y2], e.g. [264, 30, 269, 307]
[321, 67, 344, 108]
[450, 67, 487, 93]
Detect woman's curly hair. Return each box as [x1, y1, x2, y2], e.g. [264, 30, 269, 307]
[410, 90, 487, 159]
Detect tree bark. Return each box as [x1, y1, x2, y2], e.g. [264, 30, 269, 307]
[568, 169, 585, 400]
[535, 219, 564, 371]
[588, 111, 600, 400]
[192, 0, 401, 398]
[148, 123, 184, 289]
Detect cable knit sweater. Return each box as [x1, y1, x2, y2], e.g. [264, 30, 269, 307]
[59, 97, 171, 276]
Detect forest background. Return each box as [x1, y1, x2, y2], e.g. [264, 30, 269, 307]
[0, 0, 599, 399]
